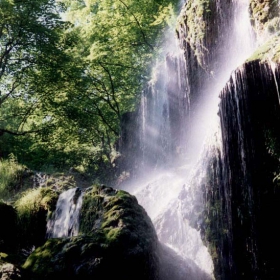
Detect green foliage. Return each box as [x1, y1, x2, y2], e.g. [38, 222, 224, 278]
[0, 0, 69, 133]
[0, 0, 84, 170]
[15, 187, 58, 218]
[0, 155, 26, 200]
[56, 0, 181, 170]
[15, 187, 59, 248]
[0, 0, 181, 180]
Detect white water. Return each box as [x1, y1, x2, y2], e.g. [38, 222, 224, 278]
[120, 0, 256, 278]
[269, 60, 280, 106]
[46, 188, 83, 238]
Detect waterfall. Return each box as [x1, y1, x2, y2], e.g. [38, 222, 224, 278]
[117, 0, 256, 278]
[46, 188, 83, 238]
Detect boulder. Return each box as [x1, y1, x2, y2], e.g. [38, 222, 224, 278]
[22, 185, 160, 280]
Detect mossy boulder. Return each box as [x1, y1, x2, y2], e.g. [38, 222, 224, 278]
[22, 185, 159, 280]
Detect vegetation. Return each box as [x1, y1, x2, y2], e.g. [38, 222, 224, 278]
[0, 0, 176, 261]
[247, 35, 280, 62]
[0, 0, 181, 185]
[15, 187, 59, 248]
[176, 0, 211, 67]
[250, 0, 280, 34]
[0, 155, 27, 199]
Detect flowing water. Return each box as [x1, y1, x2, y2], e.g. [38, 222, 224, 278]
[119, 0, 256, 278]
[46, 187, 83, 238]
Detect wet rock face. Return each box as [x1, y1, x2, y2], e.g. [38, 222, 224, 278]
[205, 60, 280, 279]
[176, 0, 235, 97]
[22, 185, 160, 280]
[177, 0, 234, 68]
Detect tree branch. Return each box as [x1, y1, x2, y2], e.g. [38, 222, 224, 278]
[98, 62, 121, 119]
[118, 0, 154, 51]
[0, 128, 41, 136]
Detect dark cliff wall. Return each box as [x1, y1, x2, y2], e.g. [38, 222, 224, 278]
[204, 60, 280, 279]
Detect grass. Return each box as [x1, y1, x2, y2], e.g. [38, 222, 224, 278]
[0, 154, 26, 200]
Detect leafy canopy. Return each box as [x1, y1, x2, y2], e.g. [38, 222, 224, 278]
[0, 0, 180, 179]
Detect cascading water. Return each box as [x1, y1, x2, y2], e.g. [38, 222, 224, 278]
[118, 0, 256, 278]
[46, 187, 83, 238]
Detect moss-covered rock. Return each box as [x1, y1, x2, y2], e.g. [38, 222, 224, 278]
[247, 35, 280, 63]
[176, 0, 236, 72]
[22, 185, 160, 280]
[176, 0, 211, 67]
[250, 0, 280, 38]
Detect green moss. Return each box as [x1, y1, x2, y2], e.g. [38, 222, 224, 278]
[78, 185, 155, 248]
[22, 238, 68, 275]
[14, 187, 59, 248]
[176, 0, 211, 67]
[79, 186, 133, 243]
[250, 0, 280, 36]
[0, 252, 8, 259]
[104, 227, 121, 243]
[247, 35, 280, 62]
[266, 17, 280, 34]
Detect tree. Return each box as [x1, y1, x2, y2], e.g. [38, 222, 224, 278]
[58, 0, 180, 165]
[0, 0, 180, 179]
[0, 0, 87, 169]
[0, 0, 70, 136]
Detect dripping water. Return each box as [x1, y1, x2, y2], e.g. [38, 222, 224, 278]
[269, 60, 280, 106]
[46, 188, 83, 238]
